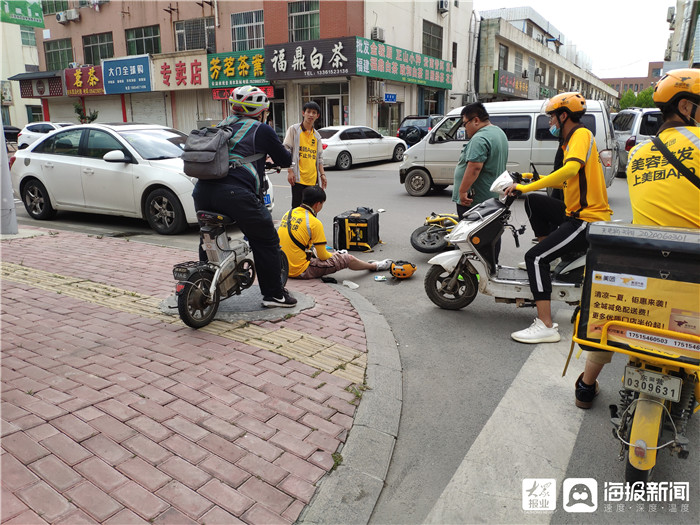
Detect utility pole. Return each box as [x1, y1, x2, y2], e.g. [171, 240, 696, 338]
[1, 111, 19, 234]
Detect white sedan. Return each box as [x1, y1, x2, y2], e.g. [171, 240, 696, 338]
[17, 121, 73, 148]
[319, 125, 407, 170]
[10, 123, 276, 234]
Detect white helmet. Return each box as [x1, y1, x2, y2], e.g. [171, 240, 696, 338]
[229, 85, 269, 117]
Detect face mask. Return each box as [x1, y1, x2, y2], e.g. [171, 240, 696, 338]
[549, 124, 561, 137]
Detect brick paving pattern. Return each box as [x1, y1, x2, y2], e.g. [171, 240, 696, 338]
[1, 229, 369, 524]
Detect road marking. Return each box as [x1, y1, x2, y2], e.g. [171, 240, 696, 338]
[0, 261, 365, 384]
[424, 315, 585, 524]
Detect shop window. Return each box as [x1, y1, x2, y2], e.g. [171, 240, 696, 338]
[175, 17, 216, 53]
[498, 44, 508, 71]
[232, 10, 264, 51]
[126, 25, 161, 55]
[41, 0, 68, 14]
[1, 107, 10, 127]
[514, 51, 523, 75]
[83, 32, 114, 66]
[422, 20, 442, 59]
[288, 1, 320, 42]
[20, 26, 36, 46]
[44, 38, 73, 71]
[378, 102, 401, 137]
[27, 106, 43, 122]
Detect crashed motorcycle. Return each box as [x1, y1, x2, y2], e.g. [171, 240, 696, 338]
[410, 212, 459, 253]
[572, 221, 699, 483]
[424, 171, 584, 310]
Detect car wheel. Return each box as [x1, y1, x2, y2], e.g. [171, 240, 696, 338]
[336, 151, 352, 170]
[404, 169, 432, 197]
[392, 144, 406, 162]
[145, 188, 187, 235]
[21, 179, 57, 220]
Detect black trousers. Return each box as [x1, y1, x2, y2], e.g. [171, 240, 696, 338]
[291, 182, 316, 209]
[193, 181, 284, 298]
[525, 216, 589, 301]
[524, 192, 567, 238]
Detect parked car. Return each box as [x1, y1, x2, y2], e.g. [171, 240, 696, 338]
[396, 114, 443, 146]
[399, 100, 619, 196]
[10, 123, 275, 234]
[18, 121, 73, 148]
[612, 107, 663, 175]
[319, 125, 407, 170]
[3, 125, 21, 143]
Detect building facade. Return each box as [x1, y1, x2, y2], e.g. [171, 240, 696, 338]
[601, 62, 663, 97]
[10, 0, 474, 136]
[1, 19, 43, 127]
[476, 8, 617, 107]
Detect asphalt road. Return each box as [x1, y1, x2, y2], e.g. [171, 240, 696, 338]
[11, 163, 699, 524]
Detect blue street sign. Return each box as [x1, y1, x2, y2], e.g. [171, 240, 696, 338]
[384, 92, 397, 103]
[103, 55, 152, 94]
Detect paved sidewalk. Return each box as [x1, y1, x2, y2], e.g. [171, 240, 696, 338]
[1, 227, 401, 524]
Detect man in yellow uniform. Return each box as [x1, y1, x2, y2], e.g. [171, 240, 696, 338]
[284, 102, 328, 208]
[279, 187, 391, 279]
[505, 92, 612, 344]
[574, 68, 700, 409]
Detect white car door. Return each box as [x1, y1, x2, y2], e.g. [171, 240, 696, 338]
[339, 128, 370, 164]
[362, 127, 391, 160]
[32, 128, 85, 208]
[81, 129, 136, 213]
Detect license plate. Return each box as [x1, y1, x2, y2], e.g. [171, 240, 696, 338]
[173, 268, 189, 280]
[264, 194, 271, 205]
[624, 366, 682, 402]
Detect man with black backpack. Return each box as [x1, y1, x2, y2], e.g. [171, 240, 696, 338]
[191, 85, 296, 308]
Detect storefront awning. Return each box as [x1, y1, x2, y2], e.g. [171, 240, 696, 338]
[8, 70, 63, 81]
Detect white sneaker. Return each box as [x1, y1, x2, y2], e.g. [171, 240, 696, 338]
[370, 259, 392, 271]
[517, 259, 560, 271]
[511, 318, 560, 344]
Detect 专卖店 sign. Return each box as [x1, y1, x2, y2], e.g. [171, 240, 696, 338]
[151, 51, 209, 91]
[66, 66, 104, 96]
[103, 55, 152, 94]
[208, 50, 266, 87]
[264, 38, 356, 80]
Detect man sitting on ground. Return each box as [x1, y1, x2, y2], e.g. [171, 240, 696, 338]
[279, 187, 391, 279]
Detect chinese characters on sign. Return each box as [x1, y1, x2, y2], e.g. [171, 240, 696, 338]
[355, 37, 452, 90]
[208, 50, 266, 87]
[264, 38, 356, 80]
[66, 66, 104, 96]
[103, 55, 151, 94]
[496, 70, 529, 98]
[151, 52, 208, 91]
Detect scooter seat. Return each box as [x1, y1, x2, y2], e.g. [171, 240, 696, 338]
[462, 198, 505, 221]
[197, 210, 235, 225]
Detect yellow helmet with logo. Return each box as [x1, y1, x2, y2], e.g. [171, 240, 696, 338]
[544, 92, 587, 117]
[653, 68, 700, 108]
[390, 261, 417, 279]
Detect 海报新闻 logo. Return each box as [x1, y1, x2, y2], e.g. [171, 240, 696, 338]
[563, 478, 598, 513]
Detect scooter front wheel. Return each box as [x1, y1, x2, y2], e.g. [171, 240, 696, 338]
[178, 270, 219, 328]
[410, 225, 450, 253]
[424, 265, 478, 310]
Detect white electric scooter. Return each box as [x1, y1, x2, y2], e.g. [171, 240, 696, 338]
[424, 171, 585, 310]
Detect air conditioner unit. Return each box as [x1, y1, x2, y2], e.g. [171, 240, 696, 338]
[371, 26, 385, 42]
[437, 0, 449, 14]
[68, 62, 80, 68]
[65, 8, 80, 21]
[56, 11, 68, 23]
[367, 79, 380, 100]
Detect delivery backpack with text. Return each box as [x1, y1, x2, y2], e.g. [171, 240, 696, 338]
[181, 121, 264, 180]
[333, 207, 380, 252]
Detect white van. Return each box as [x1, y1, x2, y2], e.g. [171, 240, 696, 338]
[399, 100, 619, 196]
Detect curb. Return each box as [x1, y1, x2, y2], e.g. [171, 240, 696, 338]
[299, 284, 402, 524]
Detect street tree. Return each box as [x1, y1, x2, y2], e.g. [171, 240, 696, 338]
[619, 89, 637, 109]
[635, 87, 654, 108]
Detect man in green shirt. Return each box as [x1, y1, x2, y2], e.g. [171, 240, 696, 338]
[452, 102, 509, 217]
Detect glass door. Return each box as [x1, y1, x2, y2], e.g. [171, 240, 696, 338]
[326, 97, 341, 127]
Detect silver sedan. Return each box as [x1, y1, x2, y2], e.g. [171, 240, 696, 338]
[319, 125, 407, 170]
